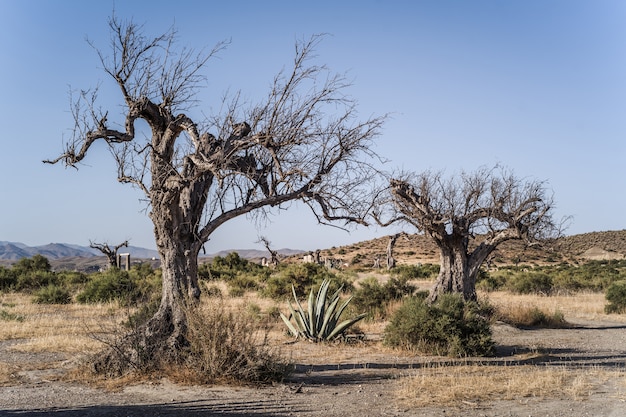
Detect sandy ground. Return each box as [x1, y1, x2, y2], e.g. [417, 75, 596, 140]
[1, 315, 626, 417]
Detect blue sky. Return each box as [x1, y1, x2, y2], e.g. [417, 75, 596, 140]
[0, 0, 624, 252]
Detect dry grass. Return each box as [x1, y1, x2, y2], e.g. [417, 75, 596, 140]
[396, 364, 625, 407]
[483, 291, 626, 322]
[0, 293, 128, 353]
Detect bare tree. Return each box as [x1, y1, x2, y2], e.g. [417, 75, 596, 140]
[44, 16, 385, 374]
[89, 239, 129, 269]
[377, 166, 562, 302]
[258, 236, 279, 267]
[386, 232, 407, 270]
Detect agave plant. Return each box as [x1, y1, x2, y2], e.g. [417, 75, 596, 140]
[280, 278, 367, 342]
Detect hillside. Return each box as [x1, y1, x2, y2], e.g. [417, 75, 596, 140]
[286, 230, 626, 267]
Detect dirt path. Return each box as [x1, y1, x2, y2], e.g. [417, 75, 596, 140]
[1, 318, 626, 416]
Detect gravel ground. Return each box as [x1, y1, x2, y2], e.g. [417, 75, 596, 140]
[1, 318, 626, 417]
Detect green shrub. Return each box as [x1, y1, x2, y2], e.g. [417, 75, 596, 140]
[261, 263, 344, 300]
[16, 270, 59, 292]
[0, 266, 17, 291]
[476, 270, 507, 292]
[33, 284, 72, 304]
[605, 281, 626, 314]
[384, 294, 494, 357]
[391, 263, 439, 280]
[352, 276, 416, 319]
[507, 272, 553, 295]
[76, 268, 136, 304]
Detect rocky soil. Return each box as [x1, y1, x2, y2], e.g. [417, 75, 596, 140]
[1, 317, 625, 417]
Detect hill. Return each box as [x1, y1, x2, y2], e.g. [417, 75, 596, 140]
[285, 230, 626, 267]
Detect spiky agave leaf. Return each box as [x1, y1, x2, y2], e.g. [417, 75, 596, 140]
[326, 313, 368, 341]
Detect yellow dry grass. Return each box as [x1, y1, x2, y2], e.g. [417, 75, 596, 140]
[396, 364, 625, 407]
[484, 291, 626, 322]
[0, 293, 127, 353]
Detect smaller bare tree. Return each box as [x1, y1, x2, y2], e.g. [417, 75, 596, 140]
[258, 236, 279, 267]
[377, 166, 564, 302]
[89, 240, 129, 269]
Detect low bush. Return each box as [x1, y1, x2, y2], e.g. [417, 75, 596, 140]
[605, 281, 626, 314]
[384, 293, 494, 357]
[495, 304, 567, 328]
[261, 263, 348, 300]
[0, 266, 17, 291]
[183, 302, 290, 384]
[507, 272, 553, 295]
[76, 268, 136, 304]
[351, 276, 416, 319]
[391, 263, 440, 280]
[33, 284, 72, 304]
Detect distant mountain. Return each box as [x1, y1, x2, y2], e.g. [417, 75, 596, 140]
[0, 241, 303, 263]
[0, 241, 159, 261]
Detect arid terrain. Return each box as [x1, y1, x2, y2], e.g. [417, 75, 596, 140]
[1, 231, 626, 416]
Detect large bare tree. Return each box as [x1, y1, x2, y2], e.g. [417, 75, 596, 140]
[45, 16, 385, 373]
[377, 166, 561, 302]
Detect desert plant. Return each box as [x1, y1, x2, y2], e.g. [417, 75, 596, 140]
[184, 302, 290, 384]
[604, 281, 626, 314]
[391, 263, 440, 280]
[76, 268, 136, 304]
[507, 272, 554, 295]
[495, 304, 567, 328]
[33, 284, 72, 304]
[280, 278, 366, 342]
[0, 266, 17, 291]
[352, 276, 416, 319]
[384, 293, 494, 357]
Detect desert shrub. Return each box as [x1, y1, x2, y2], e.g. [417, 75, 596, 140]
[507, 272, 553, 295]
[227, 273, 260, 294]
[476, 270, 507, 292]
[0, 266, 17, 291]
[183, 302, 290, 384]
[604, 281, 626, 314]
[12, 254, 51, 275]
[199, 252, 267, 282]
[495, 304, 567, 328]
[352, 276, 416, 319]
[203, 284, 223, 298]
[16, 270, 59, 292]
[33, 284, 72, 304]
[58, 271, 89, 285]
[76, 268, 136, 304]
[384, 294, 494, 357]
[391, 263, 439, 280]
[261, 262, 347, 300]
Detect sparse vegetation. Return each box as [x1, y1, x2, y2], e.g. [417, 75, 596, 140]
[604, 281, 626, 314]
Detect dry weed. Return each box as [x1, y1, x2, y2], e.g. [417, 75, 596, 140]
[396, 364, 624, 407]
[484, 291, 625, 322]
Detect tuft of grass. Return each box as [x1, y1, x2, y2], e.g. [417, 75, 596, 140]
[494, 303, 568, 328]
[396, 364, 622, 407]
[182, 301, 291, 384]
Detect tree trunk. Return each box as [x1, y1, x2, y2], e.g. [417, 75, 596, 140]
[92, 170, 205, 375]
[429, 237, 477, 303]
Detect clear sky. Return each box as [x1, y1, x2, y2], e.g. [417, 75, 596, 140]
[0, 0, 624, 252]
